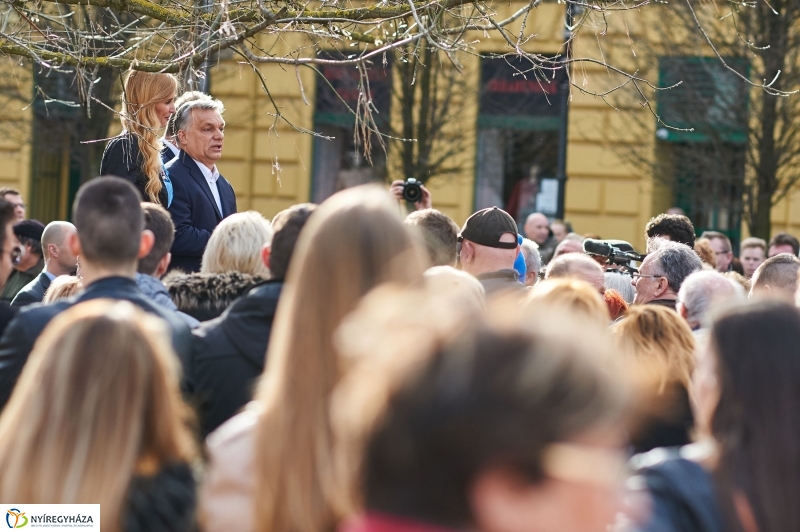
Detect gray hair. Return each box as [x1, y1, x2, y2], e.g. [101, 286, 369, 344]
[545, 253, 601, 280]
[678, 270, 743, 326]
[520, 238, 542, 278]
[604, 271, 635, 304]
[649, 240, 703, 293]
[173, 98, 225, 134]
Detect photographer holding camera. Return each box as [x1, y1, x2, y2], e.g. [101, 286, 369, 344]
[389, 179, 432, 210]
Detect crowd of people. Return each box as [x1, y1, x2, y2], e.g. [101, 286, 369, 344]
[1, 70, 800, 532]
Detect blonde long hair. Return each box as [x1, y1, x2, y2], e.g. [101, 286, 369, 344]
[0, 300, 196, 532]
[121, 71, 178, 203]
[251, 186, 424, 532]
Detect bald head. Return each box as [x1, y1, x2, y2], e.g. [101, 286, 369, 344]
[524, 213, 550, 245]
[42, 221, 77, 276]
[751, 253, 800, 301]
[545, 253, 605, 295]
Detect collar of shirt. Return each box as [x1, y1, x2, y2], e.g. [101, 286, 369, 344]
[191, 157, 220, 184]
[162, 139, 180, 158]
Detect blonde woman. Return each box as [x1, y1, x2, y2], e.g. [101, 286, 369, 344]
[41, 274, 82, 303]
[612, 305, 696, 453]
[101, 71, 178, 206]
[0, 300, 197, 532]
[201, 211, 273, 276]
[200, 185, 424, 532]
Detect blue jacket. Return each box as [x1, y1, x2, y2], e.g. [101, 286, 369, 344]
[165, 151, 237, 272]
[0, 276, 194, 411]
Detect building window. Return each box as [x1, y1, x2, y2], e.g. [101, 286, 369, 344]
[311, 53, 391, 203]
[475, 56, 567, 224]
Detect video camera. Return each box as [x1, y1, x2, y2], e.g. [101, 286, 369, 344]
[583, 238, 646, 273]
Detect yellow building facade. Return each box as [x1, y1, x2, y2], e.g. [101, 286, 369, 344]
[2, 2, 800, 252]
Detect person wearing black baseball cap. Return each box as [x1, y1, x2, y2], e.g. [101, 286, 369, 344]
[0, 219, 45, 303]
[458, 207, 527, 296]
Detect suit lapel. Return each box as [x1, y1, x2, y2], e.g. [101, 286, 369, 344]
[40, 272, 52, 292]
[180, 152, 222, 220]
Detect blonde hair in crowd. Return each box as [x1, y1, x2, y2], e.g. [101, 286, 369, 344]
[121, 71, 178, 203]
[201, 211, 273, 276]
[525, 278, 610, 328]
[0, 300, 196, 532]
[42, 275, 82, 303]
[250, 186, 424, 532]
[612, 304, 696, 392]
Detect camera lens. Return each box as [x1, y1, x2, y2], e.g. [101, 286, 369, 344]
[402, 179, 422, 202]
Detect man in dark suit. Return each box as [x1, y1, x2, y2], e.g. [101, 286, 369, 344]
[166, 98, 237, 272]
[0, 178, 193, 411]
[11, 221, 77, 309]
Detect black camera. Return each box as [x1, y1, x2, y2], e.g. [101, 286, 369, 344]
[583, 238, 646, 272]
[402, 178, 423, 203]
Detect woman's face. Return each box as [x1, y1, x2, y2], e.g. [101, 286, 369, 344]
[154, 96, 176, 128]
[471, 428, 628, 532]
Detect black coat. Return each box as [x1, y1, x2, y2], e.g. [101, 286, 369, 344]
[0, 302, 15, 341]
[10, 271, 52, 309]
[124, 462, 196, 532]
[191, 280, 282, 437]
[632, 450, 724, 532]
[0, 277, 194, 411]
[165, 151, 237, 273]
[100, 132, 170, 206]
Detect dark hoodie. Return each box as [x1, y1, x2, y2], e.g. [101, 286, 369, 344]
[190, 280, 282, 437]
[632, 447, 724, 532]
[124, 462, 196, 532]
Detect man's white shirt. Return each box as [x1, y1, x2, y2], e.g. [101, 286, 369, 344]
[192, 158, 223, 216]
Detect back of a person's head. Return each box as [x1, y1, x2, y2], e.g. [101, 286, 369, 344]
[612, 305, 695, 391]
[0, 300, 195, 528]
[423, 266, 486, 314]
[73, 178, 144, 268]
[605, 289, 629, 321]
[333, 312, 626, 528]
[270, 203, 317, 280]
[520, 238, 542, 278]
[693, 238, 717, 269]
[526, 278, 609, 328]
[708, 300, 800, 531]
[769, 232, 800, 256]
[604, 271, 635, 304]
[646, 213, 696, 248]
[250, 185, 425, 532]
[138, 202, 175, 275]
[751, 253, 800, 299]
[545, 252, 601, 280]
[42, 275, 83, 303]
[404, 208, 459, 267]
[678, 270, 742, 326]
[201, 211, 273, 276]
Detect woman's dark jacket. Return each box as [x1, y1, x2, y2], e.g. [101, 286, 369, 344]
[100, 132, 169, 206]
[124, 462, 196, 532]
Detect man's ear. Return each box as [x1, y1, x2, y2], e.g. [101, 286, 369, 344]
[678, 302, 689, 320]
[67, 231, 81, 258]
[154, 252, 171, 278]
[655, 276, 670, 298]
[261, 244, 271, 270]
[138, 230, 155, 260]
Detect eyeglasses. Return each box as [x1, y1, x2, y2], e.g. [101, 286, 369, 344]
[2, 245, 23, 266]
[631, 272, 664, 281]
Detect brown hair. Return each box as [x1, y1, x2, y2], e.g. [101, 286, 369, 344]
[121, 71, 178, 203]
[404, 208, 460, 267]
[740, 237, 766, 254]
[250, 185, 424, 532]
[694, 238, 718, 269]
[333, 308, 627, 526]
[269, 203, 316, 280]
[0, 300, 196, 532]
[139, 202, 175, 275]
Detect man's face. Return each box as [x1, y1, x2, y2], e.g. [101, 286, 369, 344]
[632, 255, 666, 305]
[3, 194, 25, 222]
[179, 109, 225, 169]
[0, 223, 16, 289]
[769, 244, 795, 258]
[551, 222, 568, 243]
[56, 227, 79, 273]
[741, 246, 765, 278]
[708, 237, 732, 272]
[524, 215, 550, 245]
